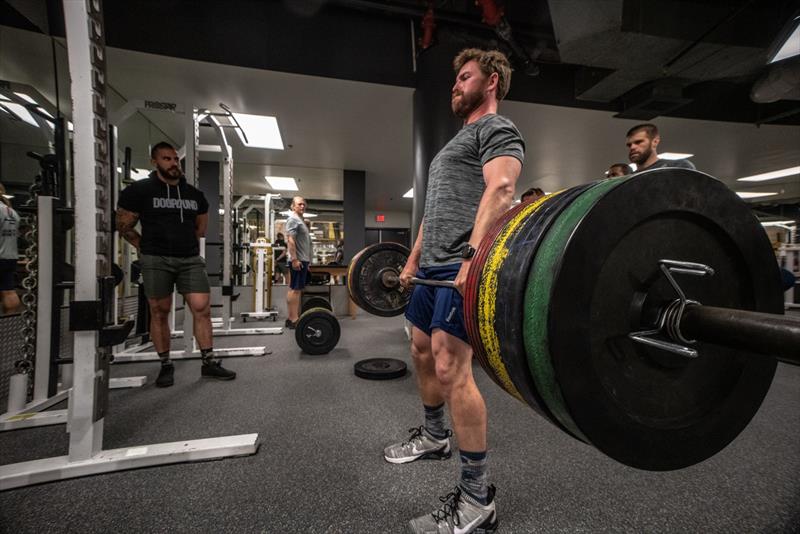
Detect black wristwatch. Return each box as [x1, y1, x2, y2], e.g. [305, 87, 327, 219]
[461, 243, 476, 259]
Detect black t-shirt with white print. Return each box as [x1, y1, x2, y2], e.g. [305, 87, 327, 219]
[117, 171, 209, 257]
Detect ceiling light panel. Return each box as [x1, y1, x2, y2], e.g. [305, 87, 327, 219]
[736, 191, 778, 199]
[233, 113, 284, 149]
[2, 102, 38, 127]
[265, 176, 298, 191]
[403, 188, 413, 198]
[737, 166, 800, 182]
[659, 152, 694, 160]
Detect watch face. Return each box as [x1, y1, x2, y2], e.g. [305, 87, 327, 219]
[462, 244, 475, 258]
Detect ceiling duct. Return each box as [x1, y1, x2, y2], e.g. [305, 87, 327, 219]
[615, 79, 692, 120]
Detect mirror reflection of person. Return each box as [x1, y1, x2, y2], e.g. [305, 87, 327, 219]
[0, 183, 21, 315]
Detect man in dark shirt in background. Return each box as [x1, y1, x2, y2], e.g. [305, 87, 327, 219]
[116, 142, 236, 387]
[626, 123, 696, 172]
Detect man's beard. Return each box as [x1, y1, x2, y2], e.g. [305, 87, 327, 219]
[157, 163, 182, 180]
[451, 89, 485, 118]
[630, 146, 652, 165]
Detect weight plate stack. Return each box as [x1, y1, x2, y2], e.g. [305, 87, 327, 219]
[302, 296, 332, 314]
[296, 308, 341, 355]
[493, 184, 593, 429]
[464, 199, 532, 392]
[524, 178, 624, 443]
[475, 193, 554, 401]
[531, 169, 783, 470]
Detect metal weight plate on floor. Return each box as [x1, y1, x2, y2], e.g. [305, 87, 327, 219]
[354, 358, 408, 380]
[464, 200, 531, 392]
[536, 169, 783, 470]
[348, 243, 411, 317]
[302, 296, 332, 314]
[524, 178, 625, 443]
[492, 184, 594, 427]
[296, 308, 341, 355]
[475, 193, 554, 402]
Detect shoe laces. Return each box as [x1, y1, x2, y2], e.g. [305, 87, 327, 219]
[404, 426, 451, 446]
[430, 486, 464, 526]
[403, 426, 425, 446]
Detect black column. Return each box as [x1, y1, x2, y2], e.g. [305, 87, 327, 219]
[412, 44, 461, 243]
[343, 169, 365, 263]
[198, 160, 221, 285]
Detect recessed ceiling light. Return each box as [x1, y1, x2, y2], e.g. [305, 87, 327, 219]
[737, 166, 800, 182]
[736, 191, 779, 199]
[629, 163, 638, 171]
[13, 92, 38, 105]
[2, 194, 14, 199]
[265, 176, 298, 191]
[2, 102, 38, 127]
[233, 113, 284, 150]
[403, 188, 413, 198]
[659, 152, 694, 160]
[0, 94, 10, 102]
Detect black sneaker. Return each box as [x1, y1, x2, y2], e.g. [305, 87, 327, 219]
[201, 360, 236, 380]
[285, 319, 296, 330]
[156, 363, 175, 388]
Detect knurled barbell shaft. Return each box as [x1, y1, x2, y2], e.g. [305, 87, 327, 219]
[410, 277, 456, 289]
[680, 304, 800, 365]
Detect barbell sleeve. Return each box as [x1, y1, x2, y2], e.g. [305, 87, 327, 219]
[410, 277, 457, 289]
[680, 305, 800, 365]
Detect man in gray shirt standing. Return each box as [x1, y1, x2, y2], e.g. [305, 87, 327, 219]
[384, 48, 524, 534]
[0, 183, 20, 315]
[285, 196, 313, 328]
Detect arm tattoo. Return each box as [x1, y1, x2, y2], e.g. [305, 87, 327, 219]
[115, 208, 141, 248]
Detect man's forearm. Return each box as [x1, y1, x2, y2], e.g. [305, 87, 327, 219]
[119, 229, 141, 250]
[469, 182, 515, 249]
[408, 220, 424, 265]
[287, 236, 298, 260]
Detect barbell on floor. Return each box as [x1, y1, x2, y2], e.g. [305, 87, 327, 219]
[347, 168, 800, 471]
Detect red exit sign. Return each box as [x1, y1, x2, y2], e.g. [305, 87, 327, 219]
[375, 214, 385, 223]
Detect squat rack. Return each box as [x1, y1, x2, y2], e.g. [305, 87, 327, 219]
[0, 0, 257, 490]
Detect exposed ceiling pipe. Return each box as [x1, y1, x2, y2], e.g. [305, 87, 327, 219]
[475, 0, 539, 76]
[419, 2, 435, 51]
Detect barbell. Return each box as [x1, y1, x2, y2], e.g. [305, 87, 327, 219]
[347, 168, 800, 471]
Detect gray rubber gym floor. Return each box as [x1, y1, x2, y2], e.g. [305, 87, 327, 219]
[1, 313, 798, 533]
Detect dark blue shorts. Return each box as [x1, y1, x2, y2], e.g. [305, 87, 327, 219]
[404, 264, 468, 343]
[0, 259, 16, 291]
[289, 261, 310, 290]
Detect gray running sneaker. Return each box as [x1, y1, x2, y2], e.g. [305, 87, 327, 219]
[384, 426, 452, 464]
[408, 485, 497, 534]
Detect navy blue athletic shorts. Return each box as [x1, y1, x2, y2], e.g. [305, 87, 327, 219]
[404, 263, 468, 343]
[0, 259, 16, 291]
[289, 261, 310, 290]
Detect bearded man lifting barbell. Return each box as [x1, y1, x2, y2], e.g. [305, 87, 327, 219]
[382, 48, 524, 534]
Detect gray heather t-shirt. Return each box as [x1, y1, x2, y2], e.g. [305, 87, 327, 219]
[0, 203, 20, 260]
[285, 212, 313, 262]
[420, 114, 525, 267]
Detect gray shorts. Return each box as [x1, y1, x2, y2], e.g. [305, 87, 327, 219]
[139, 254, 210, 298]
